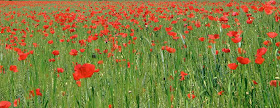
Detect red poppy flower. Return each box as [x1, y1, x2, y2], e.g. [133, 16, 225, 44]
[69, 49, 78, 56]
[165, 27, 172, 32]
[252, 80, 258, 85]
[232, 12, 239, 16]
[33, 43, 38, 47]
[246, 18, 253, 24]
[187, 26, 193, 30]
[133, 37, 137, 40]
[265, 9, 273, 15]
[255, 57, 265, 64]
[49, 58, 55, 62]
[80, 49, 85, 52]
[29, 90, 35, 97]
[14, 98, 20, 107]
[231, 37, 242, 43]
[43, 25, 49, 29]
[256, 47, 267, 57]
[187, 93, 195, 99]
[270, 80, 277, 87]
[267, 32, 278, 38]
[195, 21, 201, 28]
[69, 29, 75, 33]
[167, 32, 177, 37]
[73, 63, 99, 80]
[9, 65, 18, 73]
[222, 48, 231, 53]
[238, 48, 246, 54]
[237, 57, 251, 64]
[161, 46, 166, 50]
[48, 40, 53, 44]
[0, 101, 11, 108]
[269, 0, 276, 5]
[29, 50, 34, 55]
[98, 60, 103, 64]
[184, 30, 189, 34]
[57, 68, 64, 73]
[127, 62, 131, 68]
[70, 34, 78, 39]
[227, 31, 240, 37]
[263, 40, 271, 46]
[36, 88, 42, 96]
[18, 52, 29, 61]
[208, 34, 219, 39]
[172, 36, 179, 40]
[166, 47, 176, 53]
[198, 37, 205, 41]
[52, 50, 60, 56]
[276, 42, 280, 47]
[205, 23, 211, 27]
[228, 63, 238, 70]
[218, 91, 224, 96]
[179, 71, 188, 81]
[74, 81, 80, 87]
[171, 20, 177, 24]
[219, 16, 228, 22]
[153, 25, 162, 31]
[60, 39, 65, 42]
[0, 65, 5, 74]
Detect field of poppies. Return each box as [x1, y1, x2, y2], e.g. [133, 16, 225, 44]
[0, 0, 280, 107]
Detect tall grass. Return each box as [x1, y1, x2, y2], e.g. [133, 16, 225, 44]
[0, 1, 279, 107]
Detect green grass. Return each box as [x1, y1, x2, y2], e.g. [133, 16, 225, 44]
[0, 1, 280, 107]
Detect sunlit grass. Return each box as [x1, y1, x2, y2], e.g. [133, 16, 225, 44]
[0, 1, 280, 107]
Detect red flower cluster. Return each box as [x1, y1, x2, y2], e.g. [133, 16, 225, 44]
[162, 46, 176, 53]
[179, 71, 188, 81]
[255, 47, 267, 64]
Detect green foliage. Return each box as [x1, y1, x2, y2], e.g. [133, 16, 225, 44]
[0, 1, 279, 107]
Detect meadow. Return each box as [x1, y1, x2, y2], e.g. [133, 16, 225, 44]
[0, 0, 280, 107]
